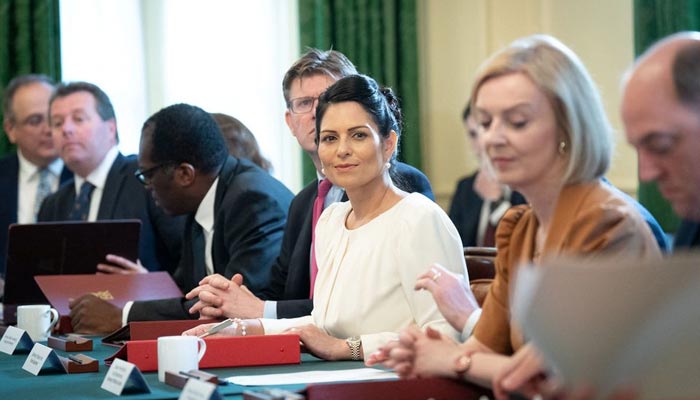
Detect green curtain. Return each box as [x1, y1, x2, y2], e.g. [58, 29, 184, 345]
[0, 0, 61, 157]
[633, 0, 700, 232]
[298, 0, 421, 184]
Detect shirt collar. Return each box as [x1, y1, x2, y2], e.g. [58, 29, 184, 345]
[74, 146, 119, 193]
[194, 177, 219, 234]
[17, 150, 64, 181]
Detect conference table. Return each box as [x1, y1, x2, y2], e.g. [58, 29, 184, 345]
[0, 333, 493, 399]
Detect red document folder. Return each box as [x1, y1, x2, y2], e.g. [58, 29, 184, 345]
[305, 377, 493, 400]
[34, 272, 183, 333]
[102, 319, 219, 347]
[105, 335, 301, 371]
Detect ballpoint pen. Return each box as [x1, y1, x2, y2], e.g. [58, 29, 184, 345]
[198, 318, 234, 338]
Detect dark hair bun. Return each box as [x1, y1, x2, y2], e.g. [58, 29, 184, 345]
[379, 86, 403, 135]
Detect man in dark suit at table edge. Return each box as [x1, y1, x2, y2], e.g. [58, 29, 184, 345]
[68, 103, 293, 333]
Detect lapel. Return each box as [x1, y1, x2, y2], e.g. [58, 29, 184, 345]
[0, 154, 20, 222]
[210, 156, 240, 271]
[96, 153, 127, 219]
[675, 220, 700, 249]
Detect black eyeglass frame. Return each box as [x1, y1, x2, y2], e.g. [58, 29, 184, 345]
[134, 163, 171, 185]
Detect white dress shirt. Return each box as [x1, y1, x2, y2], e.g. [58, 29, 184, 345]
[16, 150, 64, 223]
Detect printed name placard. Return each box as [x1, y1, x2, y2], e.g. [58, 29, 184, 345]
[0, 326, 34, 355]
[179, 379, 222, 400]
[101, 358, 150, 395]
[22, 343, 65, 375]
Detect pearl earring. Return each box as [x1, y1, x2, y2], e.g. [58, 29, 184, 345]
[385, 162, 391, 170]
[321, 166, 326, 175]
[559, 141, 566, 155]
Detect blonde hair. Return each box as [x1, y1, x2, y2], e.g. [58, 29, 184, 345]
[470, 34, 612, 184]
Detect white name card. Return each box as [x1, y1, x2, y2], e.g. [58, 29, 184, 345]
[0, 326, 33, 355]
[179, 379, 222, 400]
[22, 343, 65, 376]
[101, 358, 150, 396]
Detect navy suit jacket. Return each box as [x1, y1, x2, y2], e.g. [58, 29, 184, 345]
[674, 220, 700, 249]
[37, 153, 185, 273]
[0, 153, 73, 276]
[259, 161, 434, 319]
[128, 156, 293, 321]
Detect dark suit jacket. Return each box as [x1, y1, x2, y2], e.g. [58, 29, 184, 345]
[37, 153, 184, 273]
[0, 153, 73, 276]
[128, 156, 293, 321]
[674, 220, 700, 249]
[448, 172, 526, 247]
[259, 161, 434, 318]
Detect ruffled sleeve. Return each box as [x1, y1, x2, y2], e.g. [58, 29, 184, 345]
[473, 205, 531, 354]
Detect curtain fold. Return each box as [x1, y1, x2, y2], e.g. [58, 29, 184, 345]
[298, 0, 422, 184]
[0, 0, 61, 157]
[633, 0, 700, 232]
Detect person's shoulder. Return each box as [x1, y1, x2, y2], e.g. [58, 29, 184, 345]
[0, 152, 18, 168]
[393, 192, 446, 224]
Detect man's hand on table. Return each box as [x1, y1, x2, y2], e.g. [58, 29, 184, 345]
[68, 294, 122, 334]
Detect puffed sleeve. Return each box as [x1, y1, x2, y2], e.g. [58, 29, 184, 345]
[359, 199, 467, 358]
[473, 205, 529, 355]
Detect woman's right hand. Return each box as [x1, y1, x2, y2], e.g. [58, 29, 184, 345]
[415, 264, 480, 332]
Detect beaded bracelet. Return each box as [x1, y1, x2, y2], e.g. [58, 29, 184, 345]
[233, 318, 247, 336]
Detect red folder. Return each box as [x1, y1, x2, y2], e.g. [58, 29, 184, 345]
[305, 377, 493, 400]
[102, 320, 219, 347]
[105, 335, 301, 371]
[34, 272, 183, 333]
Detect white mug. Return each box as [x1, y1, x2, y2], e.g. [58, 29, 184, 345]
[16, 304, 59, 342]
[157, 335, 207, 382]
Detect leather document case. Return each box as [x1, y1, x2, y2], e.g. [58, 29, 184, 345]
[35, 272, 182, 333]
[105, 335, 301, 371]
[3, 220, 141, 325]
[305, 377, 493, 400]
[102, 319, 218, 347]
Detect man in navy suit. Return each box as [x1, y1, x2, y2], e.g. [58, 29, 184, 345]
[623, 32, 700, 249]
[37, 82, 184, 274]
[186, 49, 434, 320]
[67, 103, 292, 333]
[0, 75, 72, 281]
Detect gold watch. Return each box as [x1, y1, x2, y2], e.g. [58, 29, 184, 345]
[346, 336, 362, 360]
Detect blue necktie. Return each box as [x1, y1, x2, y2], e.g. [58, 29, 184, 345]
[69, 181, 95, 221]
[34, 168, 52, 220]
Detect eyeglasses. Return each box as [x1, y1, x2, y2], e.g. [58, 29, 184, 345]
[288, 96, 320, 114]
[134, 163, 169, 185]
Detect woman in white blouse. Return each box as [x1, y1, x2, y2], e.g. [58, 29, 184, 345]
[184, 74, 467, 361]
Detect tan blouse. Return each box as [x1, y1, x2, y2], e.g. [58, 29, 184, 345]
[473, 180, 662, 355]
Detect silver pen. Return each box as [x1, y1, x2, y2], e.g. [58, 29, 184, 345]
[198, 318, 234, 338]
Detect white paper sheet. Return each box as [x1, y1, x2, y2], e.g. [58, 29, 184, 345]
[511, 253, 700, 399]
[227, 367, 398, 386]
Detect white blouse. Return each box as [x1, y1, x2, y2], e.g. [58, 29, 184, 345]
[262, 193, 468, 359]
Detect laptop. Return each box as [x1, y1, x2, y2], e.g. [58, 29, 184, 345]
[3, 220, 141, 324]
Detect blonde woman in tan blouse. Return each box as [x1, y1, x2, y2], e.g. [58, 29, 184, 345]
[370, 35, 661, 398]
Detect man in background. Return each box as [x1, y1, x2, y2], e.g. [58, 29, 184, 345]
[0, 75, 72, 287]
[68, 103, 293, 333]
[38, 81, 184, 273]
[622, 31, 700, 249]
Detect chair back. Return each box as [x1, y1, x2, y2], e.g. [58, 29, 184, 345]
[464, 246, 496, 306]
